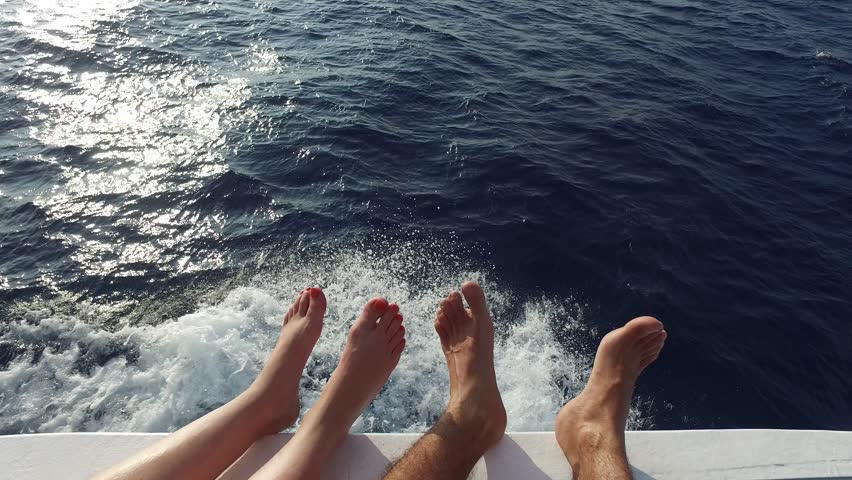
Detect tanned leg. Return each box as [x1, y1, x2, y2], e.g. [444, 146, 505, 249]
[556, 316, 667, 480]
[93, 287, 327, 480]
[383, 281, 507, 480]
[249, 297, 406, 480]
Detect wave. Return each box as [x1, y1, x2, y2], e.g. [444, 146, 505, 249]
[0, 242, 651, 434]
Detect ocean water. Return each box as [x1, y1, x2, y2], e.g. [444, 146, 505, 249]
[0, 0, 850, 434]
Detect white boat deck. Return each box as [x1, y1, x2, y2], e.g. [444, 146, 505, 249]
[2, 430, 851, 479]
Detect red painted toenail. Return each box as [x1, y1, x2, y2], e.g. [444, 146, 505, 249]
[373, 298, 388, 310]
[310, 288, 320, 298]
[395, 313, 403, 322]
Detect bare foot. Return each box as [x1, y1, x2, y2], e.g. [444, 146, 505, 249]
[556, 316, 667, 472]
[434, 281, 507, 447]
[246, 298, 406, 480]
[301, 297, 406, 428]
[251, 287, 326, 433]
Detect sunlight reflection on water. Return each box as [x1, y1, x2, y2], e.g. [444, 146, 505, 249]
[8, 0, 140, 51]
[5, 0, 264, 277]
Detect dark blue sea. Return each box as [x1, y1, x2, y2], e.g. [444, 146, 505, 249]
[0, 0, 850, 434]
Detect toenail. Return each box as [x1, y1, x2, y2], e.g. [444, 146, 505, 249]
[395, 313, 403, 321]
[373, 298, 388, 310]
[310, 288, 320, 298]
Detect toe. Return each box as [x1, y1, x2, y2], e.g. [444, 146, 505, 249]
[460, 281, 489, 319]
[624, 316, 664, 338]
[386, 313, 403, 336]
[391, 338, 406, 358]
[388, 325, 405, 349]
[638, 331, 664, 350]
[448, 291, 465, 316]
[285, 291, 303, 322]
[650, 330, 668, 352]
[306, 287, 327, 318]
[377, 303, 399, 331]
[435, 310, 450, 348]
[640, 331, 667, 365]
[356, 297, 388, 329]
[298, 290, 311, 316]
[439, 298, 455, 333]
[445, 291, 469, 334]
[285, 301, 296, 323]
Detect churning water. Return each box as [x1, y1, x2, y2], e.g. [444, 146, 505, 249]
[1, 0, 850, 433]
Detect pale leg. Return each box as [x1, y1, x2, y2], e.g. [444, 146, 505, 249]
[250, 297, 406, 480]
[93, 288, 327, 480]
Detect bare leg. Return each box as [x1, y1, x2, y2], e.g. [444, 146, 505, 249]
[384, 281, 507, 480]
[249, 297, 406, 480]
[93, 287, 327, 480]
[556, 316, 667, 480]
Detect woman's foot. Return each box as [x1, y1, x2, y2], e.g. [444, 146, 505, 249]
[301, 297, 406, 428]
[248, 298, 406, 480]
[555, 316, 666, 475]
[434, 281, 507, 448]
[251, 287, 327, 433]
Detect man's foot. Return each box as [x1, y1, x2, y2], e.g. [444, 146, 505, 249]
[434, 281, 507, 447]
[556, 316, 667, 470]
[252, 287, 327, 433]
[301, 297, 406, 428]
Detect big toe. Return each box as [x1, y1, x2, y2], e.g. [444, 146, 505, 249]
[306, 287, 327, 318]
[461, 281, 489, 319]
[623, 316, 664, 339]
[600, 316, 664, 359]
[356, 297, 389, 329]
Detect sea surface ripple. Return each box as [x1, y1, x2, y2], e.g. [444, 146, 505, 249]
[0, 0, 850, 433]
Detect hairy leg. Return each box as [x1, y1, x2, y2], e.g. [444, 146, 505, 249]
[556, 316, 667, 480]
[384, 281, 507, 480]
[249, 297, 406, 480]
[93, 287, 327, 480]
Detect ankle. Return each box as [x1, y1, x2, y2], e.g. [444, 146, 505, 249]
[557, 419, 623, 460]
[243, 384, 299, 434]
[577, 422, 622, 448]
[442, 403, 507, 447]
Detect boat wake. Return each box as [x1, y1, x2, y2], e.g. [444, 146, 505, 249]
[0, 241, 651, 434]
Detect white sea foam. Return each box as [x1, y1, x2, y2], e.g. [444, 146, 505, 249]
[0, 243, 649, 433]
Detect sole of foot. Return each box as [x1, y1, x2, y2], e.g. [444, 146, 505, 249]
[252, 287, 327, 433]
[556, 316, 667, 466]
[434, 281, 507, 447]
[303, 297, 406, 428]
